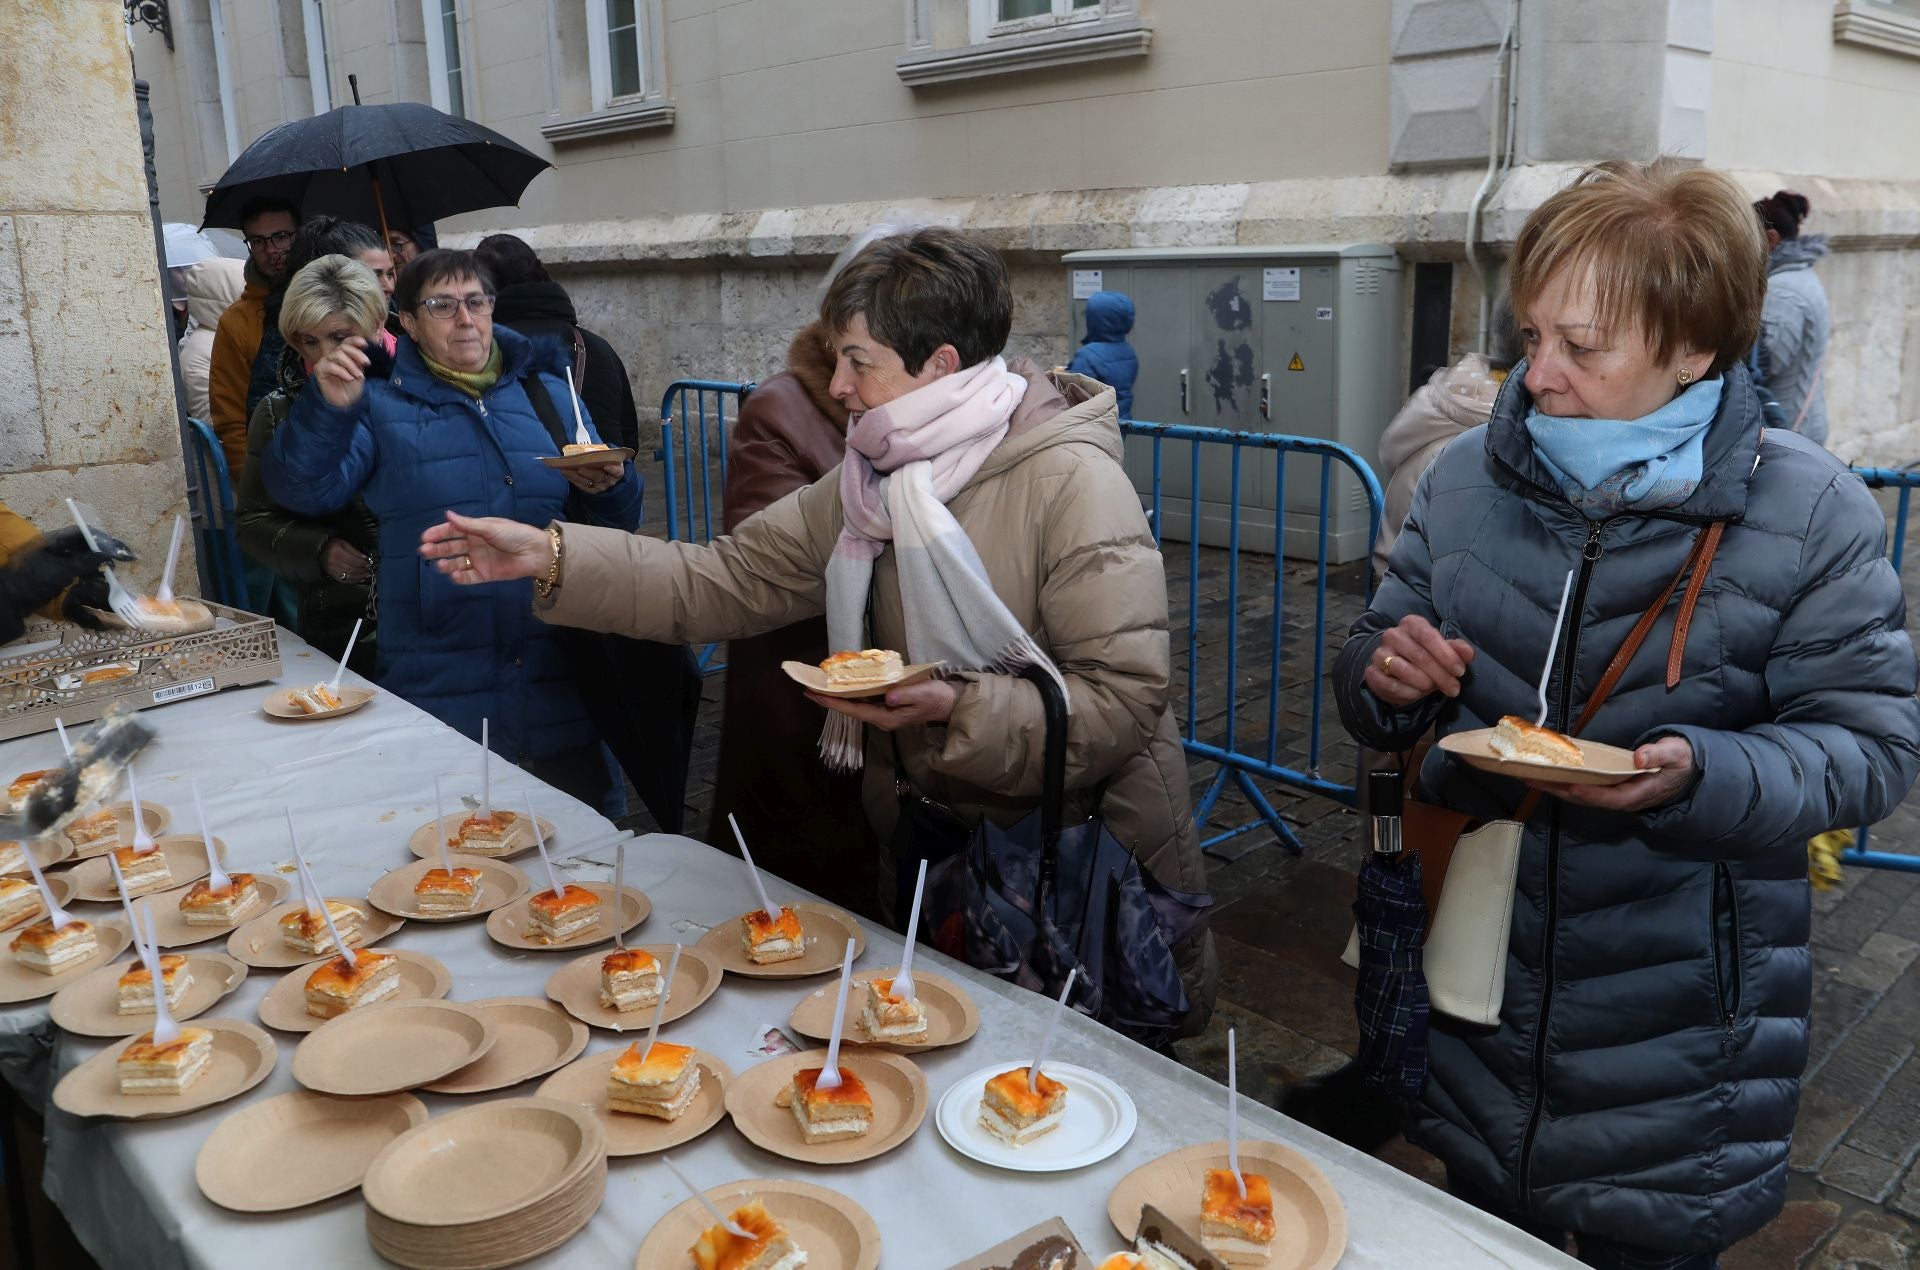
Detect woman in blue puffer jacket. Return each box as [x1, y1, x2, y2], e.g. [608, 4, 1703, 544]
[264, 250, 641, 807]
[1336, 161, 1920, 1267]
[1069, 289, 1138, 418]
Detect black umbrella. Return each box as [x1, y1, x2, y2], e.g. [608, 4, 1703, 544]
[1351, 769, 1431, 1096]
[200, 98, 549, 238]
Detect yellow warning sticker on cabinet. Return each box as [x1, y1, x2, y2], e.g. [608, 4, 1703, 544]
[1288, 352, 1305, 372]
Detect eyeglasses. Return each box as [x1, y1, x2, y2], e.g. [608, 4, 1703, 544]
[417, 294, 496, 319]
[243, 229, 296, 253]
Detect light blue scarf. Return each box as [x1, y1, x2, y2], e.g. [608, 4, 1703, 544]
[1525, 377, 1724, 517]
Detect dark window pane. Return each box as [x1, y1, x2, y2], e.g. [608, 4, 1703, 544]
[609, 31, 641, 98]
[446, 68, 463, 117]
[998, 0, 1051, 19]
[1072, 0, 1100, 7]
[610, 0, 636, 30]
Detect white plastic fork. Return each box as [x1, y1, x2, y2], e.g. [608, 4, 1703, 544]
[156, 514, 185, 606]
[64, 499, 143, 627]
[126, 766, 156, 855]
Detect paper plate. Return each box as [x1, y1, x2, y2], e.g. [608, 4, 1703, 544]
[96, 599, 216, 635]
[724, 1049, 928, 1166]
[484, 881, 649, 952]
[0, 918, 132, 1004]
[695, 901, 867, 980]
[543, 942, 723, 1032]
[1438, 728, 1653, 787]
[539, 445, 636, 470]
[261, 685, 375, 721]
[143, 873, 293, 948]
[407, 811, 558, 861]
[51, 1017, 277, 1121]
[423, 997, 589, 1095]
[66, 802, 173, 859]
[291, 998, 497, 1096]
[1, 835, 74, 876]
[790, 967, 980, 1052]
[635, 1177, 880, 1270]
[366, 854, 532, 923]
[1106, 1139, 1348, 1270]
[780, 659, 942, 700]
[226, 899, 404, 969]
[362, 1095, 604, 1226]
[50, 950, 248, 1038]
[195, 1090, 428, 1213]
[257, 948, 452, 1033]
[936, 1061, 1136, 1173]
[0, 871, 75, 924]
[536, 1044, 733, 1157]
[64, 834, 217, 901]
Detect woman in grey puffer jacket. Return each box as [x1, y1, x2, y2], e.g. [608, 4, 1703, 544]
[1336, 161, 1920, 1267]
[1754, 191, 1831, 445]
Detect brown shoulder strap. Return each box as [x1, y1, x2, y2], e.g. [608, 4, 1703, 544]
[1509, 521, 1725, 821]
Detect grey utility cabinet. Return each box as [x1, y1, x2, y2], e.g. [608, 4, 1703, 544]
[1062, 244, 1403, 564]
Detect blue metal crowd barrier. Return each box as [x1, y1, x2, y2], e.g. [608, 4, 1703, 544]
[1846, 465, 1920, 874]
[1122, 421, 1382, 853]
[182, 417, 250, 610]
[656, 380, 756, 672]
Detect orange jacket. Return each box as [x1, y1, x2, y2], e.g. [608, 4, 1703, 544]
[207, 262, 271, 477]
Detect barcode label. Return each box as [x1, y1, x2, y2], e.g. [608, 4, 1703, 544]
[152, 677, 216, 704]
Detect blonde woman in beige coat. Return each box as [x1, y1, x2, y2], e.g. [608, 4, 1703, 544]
[407, 228, 1218, 1032]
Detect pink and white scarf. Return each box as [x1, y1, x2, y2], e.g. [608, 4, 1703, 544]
[822, 356, 1067, 771]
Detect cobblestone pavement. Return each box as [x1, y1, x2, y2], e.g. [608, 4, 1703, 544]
[626, 458, 1920, 1268]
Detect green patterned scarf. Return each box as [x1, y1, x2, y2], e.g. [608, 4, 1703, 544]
[420, 341, 503, 398]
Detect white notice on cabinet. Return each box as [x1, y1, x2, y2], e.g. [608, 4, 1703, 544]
[1263, 267, 1301, 302]
[1072, 269, 1103, 300]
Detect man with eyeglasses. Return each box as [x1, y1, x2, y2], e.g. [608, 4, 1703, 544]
[208, 196, 301, 478]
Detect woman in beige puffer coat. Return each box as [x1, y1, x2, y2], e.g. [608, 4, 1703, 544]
[175, 257, 247, 424]
[545, 363, 1216, 1028]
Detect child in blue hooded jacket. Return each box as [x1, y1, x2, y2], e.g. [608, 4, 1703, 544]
[1069, 290, 1138, 418]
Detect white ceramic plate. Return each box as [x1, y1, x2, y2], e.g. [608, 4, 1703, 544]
[933, 1061, 1136, 1173]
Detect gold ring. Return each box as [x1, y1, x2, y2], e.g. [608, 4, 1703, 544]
[1382, 655, 1397, 674]
[462, 554, 473, 571]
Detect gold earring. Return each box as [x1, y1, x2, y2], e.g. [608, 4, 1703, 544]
[1677, 368, 1694, 386]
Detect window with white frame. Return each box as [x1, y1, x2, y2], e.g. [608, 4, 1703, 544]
[898, 0, 1149, 88]
[302, 0, 332, 115]
[422, 0, 466, 117]
[587, 0, 657, 105]
[539, 0, 674, 142]
[992, 0, 1101, 31]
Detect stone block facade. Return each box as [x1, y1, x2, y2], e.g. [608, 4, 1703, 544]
[0, 0, 194, 593]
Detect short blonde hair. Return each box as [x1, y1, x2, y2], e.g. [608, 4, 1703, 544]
[279, 255, 387, 346]
[1509, 160, 1767, 375]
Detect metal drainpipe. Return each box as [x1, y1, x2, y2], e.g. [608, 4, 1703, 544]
[1465, 0, 1519, 354]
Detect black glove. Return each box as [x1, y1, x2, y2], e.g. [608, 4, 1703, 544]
[0, 528, 137, 640]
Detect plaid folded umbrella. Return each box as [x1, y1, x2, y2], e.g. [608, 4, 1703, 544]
[1352, 853, 1430, 1097]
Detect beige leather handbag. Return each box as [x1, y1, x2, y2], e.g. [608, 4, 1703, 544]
[1343, 522, 1725, 1027]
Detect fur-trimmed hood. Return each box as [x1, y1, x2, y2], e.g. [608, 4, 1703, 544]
[784, 321, 847, 427]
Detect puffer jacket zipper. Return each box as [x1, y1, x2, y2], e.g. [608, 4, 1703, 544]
[1516, 516, 1609, 1213]
[1711, 862, 1744, 1054]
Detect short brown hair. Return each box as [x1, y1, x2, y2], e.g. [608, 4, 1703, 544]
[1509, 160, 1767, 375]
[394, 248, 495, 316]
[820, 227, 1012, 374]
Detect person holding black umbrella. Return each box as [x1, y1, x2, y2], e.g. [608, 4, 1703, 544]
[207, 196, 299, 477]
[264, 249, 640, 809]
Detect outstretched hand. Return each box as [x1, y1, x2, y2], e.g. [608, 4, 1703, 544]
[419, 510, 554, 585]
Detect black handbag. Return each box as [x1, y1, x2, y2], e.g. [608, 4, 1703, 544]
[524, 373, 703, 833]
[906, 665, 1211, 1046]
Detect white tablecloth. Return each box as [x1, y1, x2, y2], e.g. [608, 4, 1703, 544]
[1, 629, 1576, 1269]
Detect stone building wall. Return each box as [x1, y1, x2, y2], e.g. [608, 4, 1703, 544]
[0, 0, 194, 592]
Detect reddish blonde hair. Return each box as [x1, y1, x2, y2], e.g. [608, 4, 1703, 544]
[1508, 160, 1768, 375]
